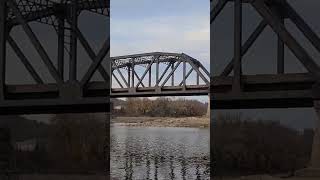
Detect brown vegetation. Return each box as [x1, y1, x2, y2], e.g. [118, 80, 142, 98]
[112, 116, 209, 128]
[114, 97, 208, 117]
[213, 113, 313, 176]
[47, 114, 106, 172]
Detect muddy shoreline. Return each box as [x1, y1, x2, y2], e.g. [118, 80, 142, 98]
[111, 116, 209, 128]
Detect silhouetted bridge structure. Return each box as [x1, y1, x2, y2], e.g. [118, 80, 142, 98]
[0, 0, 320, 178]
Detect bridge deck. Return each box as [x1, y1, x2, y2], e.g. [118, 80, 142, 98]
[211, 73, 315, 109]
[0, 73, 314, 114]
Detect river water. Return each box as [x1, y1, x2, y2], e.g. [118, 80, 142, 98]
[111, 125, 210, 180]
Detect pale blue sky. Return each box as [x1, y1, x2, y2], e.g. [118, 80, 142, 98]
[110, 0, 210, 102]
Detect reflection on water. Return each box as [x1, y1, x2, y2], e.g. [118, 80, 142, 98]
[111, 125, 210, 179]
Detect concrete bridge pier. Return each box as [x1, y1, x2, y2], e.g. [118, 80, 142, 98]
[311, 100, 320, 168]
[296, 83, 320, 177]
[206, 94, 210, 117]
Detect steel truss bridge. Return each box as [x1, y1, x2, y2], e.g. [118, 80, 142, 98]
[0, 0, 318, 112]
[0, 0, 319, 177]
[111, 52, 210, 97]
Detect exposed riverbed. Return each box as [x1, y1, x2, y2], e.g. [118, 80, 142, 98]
[111, 116, 210, 128]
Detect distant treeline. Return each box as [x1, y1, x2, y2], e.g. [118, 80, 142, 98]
[114, 97, 208, 117]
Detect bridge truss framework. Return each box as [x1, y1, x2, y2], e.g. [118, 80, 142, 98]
[211, 0, 320, 109]
[211, 0, 320, 176]
[0, 0, 110, 114]
[0, 0, 320, 177]
[111, 52, 210, 97]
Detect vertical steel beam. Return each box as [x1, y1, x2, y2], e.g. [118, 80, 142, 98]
[131, 60, 135, 88]
[58, 16, 65, 80]
[183, 60, 186, 90]
[197, 67, 200, 85]
[156, 60, 159, 87]
[171, 62, 174, 86]
[161, 61, 181, 87]
[69, 0, 78, 81]
[220, 20, 267, 76]
[136, 57, 156, 88]
[149, 65, 152, 87]
[127, 65, 130, 87]
[277, 14, 284, 74]
[233, 0, 242, 93]
[0, 0, 7, 100]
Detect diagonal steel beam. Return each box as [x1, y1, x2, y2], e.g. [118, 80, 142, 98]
[136, 56, 158, 88]
[133, 70, 145, 88]
[112, 72, 124, 88]
[211, 0, 228, 24]
[199, 64, 210, 78]
[188, 62, 210, 85]
[181, 54, 210, 84]
[156, 62, 173, 86]
[72, 24, 109, 82]
[284, 1, 320, 54]
[179, 68, 193, 86]
[251, 1, 320, 78]
[161, 61, 181, 87]
[80, 39, 110, 87]
[220, 20, 267, 76]
[7, 36, 44, 84]
[116, 68, 129, 88]
[7, 0, 63, 84]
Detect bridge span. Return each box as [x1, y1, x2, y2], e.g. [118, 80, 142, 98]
[111, 52, 209, 97]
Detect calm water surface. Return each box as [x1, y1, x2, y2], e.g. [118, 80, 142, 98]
[111, 125, 210, 180]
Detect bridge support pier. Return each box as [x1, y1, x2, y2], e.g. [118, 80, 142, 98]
[206, 94, 210, 117]
[296, 84, 320, 177]
[311, 100, 320, 168]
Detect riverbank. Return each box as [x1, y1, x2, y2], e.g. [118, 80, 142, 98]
[111, 116, 209, 128]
